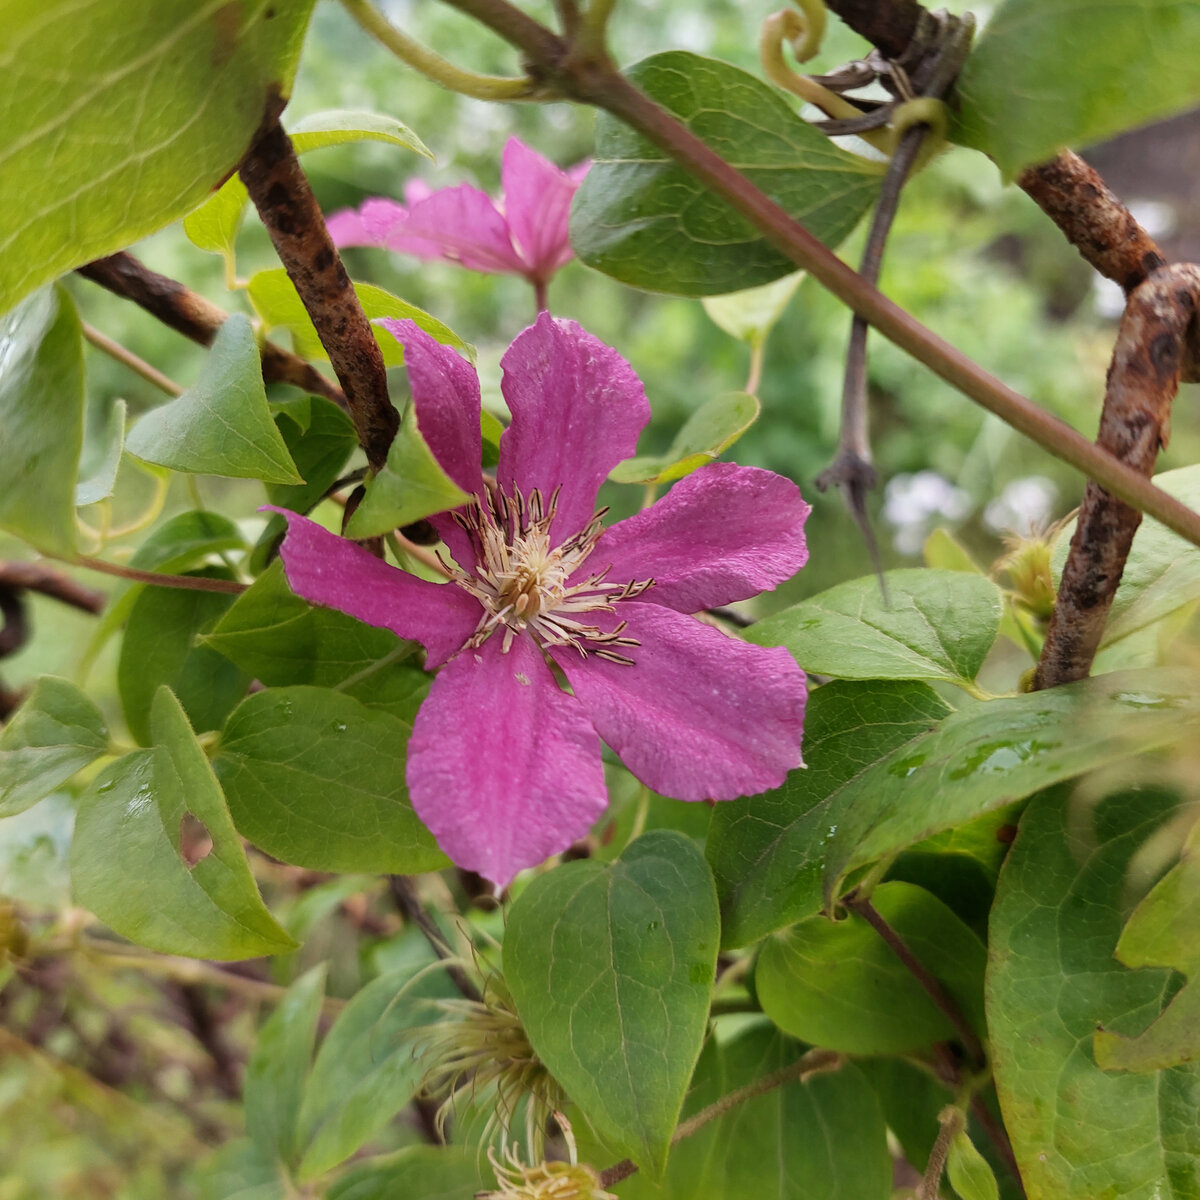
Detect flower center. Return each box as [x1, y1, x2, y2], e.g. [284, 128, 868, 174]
[446, 485, 653, 663]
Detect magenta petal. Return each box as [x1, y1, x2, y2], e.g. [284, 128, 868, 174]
[500, 138, 584, 281]
[326, 198, 409, 249]
[551, 602, 806, 801]
[378, 319, 483, 497]
[593, 463, 811, 612]
[266, 508, 480, 668]
[325, 207, 373, 248]
[395, 185, 526, 274]
[497, 314, 650, 544]
[407, 635, 608, 888]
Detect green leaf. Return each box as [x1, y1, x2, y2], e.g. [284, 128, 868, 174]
[191, 1139, 288, 1200]
[117, 573, 250, 745]
[0, 792, 74, 910]
[746, 569, 1003, 687]
[988, 784, 1200, 1199]
[265, 395, 357, 514]
[344, 412, 471, 538]
[76, 399, 126, 507]
[571, 52, 882, 296]
[0, 0, 315, 313]
[324, 1146, 482, 1200]
[0, 678, 110, 818]
[954, 0, 1200, 175]
[609, 392, 761, 485]
[598, 1022, 891, 1200]
[504, 830, 719, 1175]
[948, 1130, 1001, 1200]
[756, 881, 986, 1054]
[297, 962, 454, 1181]
[709, 669, 1200, 947]
[185, 109, 431, 280]
[125, 314, 303, 484]
[923, 527, 984, 575]
[70, 687, 295, 959]
[701, 273, 804, 346]
[247, 268, 473, 367]
[214, 686, 445, 874]
[245, 964, 326, 1169]
[1094, 816, 1200, 1072]
[0, 286, 84, 554]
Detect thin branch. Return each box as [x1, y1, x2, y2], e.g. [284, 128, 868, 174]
[0, 562, 105, 613]
[239, 118, 398, 471]
[1035, 264, 1200, 688]
[433, 0, 1200, 549]
[845, 893, 986, 1067]
[69, 555, 247, 595]
[388, 875, 483, 1003]
[81, 322, 183, 396]
[76, 252, 350, 410]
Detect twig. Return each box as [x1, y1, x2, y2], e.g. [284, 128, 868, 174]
[1035, 264, 1200, 687]
[919, 1104, 965, 1200]
[598, 1047, 842, 1187]
[81, 322, 183, 396]
[76, 252, 350, 410]
[388, 876, 483, 1003]
[69, 555, 247, 595]
[432, 0, 1200, 549]
[239, 118, 398, 471]
[0, 562, 105, 613]
[844, 892, 986, 1068]
[0, 588, 27, 657]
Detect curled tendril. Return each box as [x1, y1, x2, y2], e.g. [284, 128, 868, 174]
[787, 0, 827, 62]
[888, 95, 949, 164]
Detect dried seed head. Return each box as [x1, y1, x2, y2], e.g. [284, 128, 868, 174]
[478, 1144, 616, 1200]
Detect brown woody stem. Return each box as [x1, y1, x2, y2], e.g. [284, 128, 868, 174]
[1035, 264, 1200, 688]
[0, 562, 106, 613]
[69, 555, 247, 595]
[239, 119, 398, 471]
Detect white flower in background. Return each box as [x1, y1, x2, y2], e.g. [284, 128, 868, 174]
[883, 470, 971, 555]
[984, 476, 1058, 536]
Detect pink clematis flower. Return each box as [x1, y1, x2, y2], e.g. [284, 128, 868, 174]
[326, 138, 588, 306]
[269, 314, 810, 888]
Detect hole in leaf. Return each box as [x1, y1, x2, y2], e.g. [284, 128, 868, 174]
[179, 813, 214, 868]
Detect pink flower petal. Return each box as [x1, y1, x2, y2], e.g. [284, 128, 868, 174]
[500, 138, 585, 281]
[326, 198, 409, 249]
[325, 207, 373, 248]
[407, 634, 608, 888]
[396, 184, 527, 275]
[592, 463, 810, 612]
[551, 602, 806, 801]
[266, 508, 480, 668]
[497, 314, 649, 545]
[378, 319, 483, 497]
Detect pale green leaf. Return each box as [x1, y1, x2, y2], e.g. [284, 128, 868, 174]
[0, 286, 84, 554]
[948, 1130, 1001, 1200]
[701, 273, 804, 345]
[75, 399, 126, 507]
[0, 792, 74, 910]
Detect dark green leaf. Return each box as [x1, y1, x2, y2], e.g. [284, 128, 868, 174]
[76, 399, 126, 507]
[325, 1146, 482, 1200]
[746, 569, 1003, 686]
[572, 52, 881, 296]
[504, 830, 719, 1175]
[954, 0, 1200, 175]
[756, 882, 986, 1054]
[71, 687, 295, 959]
[266, 396, 357, 514]
[0, 677, 110, 817]
[988, 785, 1200, 1199]
[0, 0, 315, 312]
[0, 286, 84, 553]
[125, 314, 303, 483]
[214, 686, 445, 874]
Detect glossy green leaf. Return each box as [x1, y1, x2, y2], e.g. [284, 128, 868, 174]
[266, 396, 357, 514]
[245, 964, 326, 1168]
[609, 392, 760, 485]
[325, 1146, 482, 1200]
[701, 273, 804, 345]
[185, 109, 431, 278]
[988, 785, 1200, 1199]
[344, 412, 471, 538]
[602, 1022, 891, 1200]
[746, 569, 1003, 686]
[954, 0, 1200, 175]
[0, 0, 315, 313]
[757, 882, 986, 1055]
[71, 687, 294, 960]
[297, 962, 454, 1180]
[214, 686, 445, 874]
[0, 677, 110, 818]
[571, 52, 882, 296]
[0, 286, 84, 554]
[710, 669, 1200, 947]
[948, 1130, 1001, 1200]
[247, 268, 473, 367]
[125, 314, 303, 484]
[505, 831, 720, 1175]
[118, 574, 250, 746]
[76, 399, 126, 507]
[1094, 816, 1200, 1072]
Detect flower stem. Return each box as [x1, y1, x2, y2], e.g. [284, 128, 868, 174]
[67, 555, 247, 595]
[81, 322, 182, 397]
